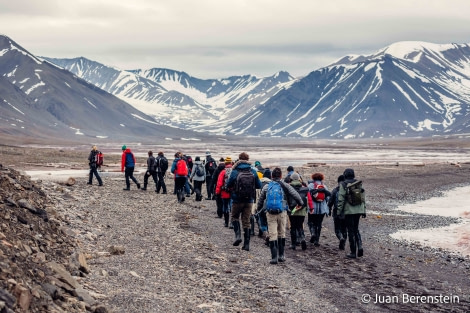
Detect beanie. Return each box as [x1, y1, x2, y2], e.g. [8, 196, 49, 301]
[121, 145, 126, 151]
[254, 161, 261, 167]
[337, 174, 345, 183]
[287, 165, 294, 172]
[291, 172, 300, 181]
[195, 156, 201, 161]
[225, 156, 232, 164]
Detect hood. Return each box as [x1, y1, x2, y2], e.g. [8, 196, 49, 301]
[123, 148, 132, 154]
[343, 168, 355, 180]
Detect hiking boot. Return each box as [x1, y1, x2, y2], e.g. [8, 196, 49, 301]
[278, 238, 286, 262]
[155, 190, 159, 193]
[137, 183, 141, 189]
[346, 253, 357, 259]
[232, 221, 242, 246]
[290, 229, 296, 250]
[205, 197, 211, 200]
[269, 241, 278, 264]
[300, 230, 307, 251]
[98, 183, 103, 186]
[162, 191, 167, 194]
[242, 228, 250, 251]
[224, 213, 229, 227]
[123, 188, 130, 191]
[87, 182, 92, 185]
[141, 188, 147, 191]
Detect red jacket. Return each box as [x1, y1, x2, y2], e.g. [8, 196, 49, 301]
[215, 164, 232, 199]
[121, 148, 136, 172]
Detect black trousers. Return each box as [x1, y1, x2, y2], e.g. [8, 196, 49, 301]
[156, 172, 167, 193]
[333, 216, 348, 240]
[143, 171, 158, 188]
[88, 164, 102, 185]
[125, 167, 139, 188]
[345, 214, 361, 239]
[193, 180, 204, 200]
[205, 175, 213, 198]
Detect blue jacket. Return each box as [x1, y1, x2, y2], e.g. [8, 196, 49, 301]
[226, 160, 262, 203]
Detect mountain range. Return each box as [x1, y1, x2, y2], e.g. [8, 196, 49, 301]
[2, 34, 470, 143]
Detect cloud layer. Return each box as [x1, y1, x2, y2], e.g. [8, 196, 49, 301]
[1, 0, 470, 78]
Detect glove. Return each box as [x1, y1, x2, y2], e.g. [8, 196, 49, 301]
[362, 213, 367, 218]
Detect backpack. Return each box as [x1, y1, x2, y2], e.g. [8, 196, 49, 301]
[159, 156, 168, 173]
[175, 159, 188, 176]
[206, 158, 217, 174]
[222, 167, 233, 190]
[235, 168, 255, 200]
[195, 164, 204, 177]
[96, 151, 104, 166]
[311, 182, 326, 202]
[343, 180, 365, 206]
[125, 152, 135, 167]
[266, 181, 286, 214]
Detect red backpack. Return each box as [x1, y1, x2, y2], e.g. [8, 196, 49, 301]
[175, 159, 188, 176]
[311, 182, 326, 202]
[96, 152, 104, 166]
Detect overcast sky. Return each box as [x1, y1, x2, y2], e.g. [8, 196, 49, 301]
[1, 0, 470, 79]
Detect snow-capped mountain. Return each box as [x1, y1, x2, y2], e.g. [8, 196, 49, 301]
[0, 35, 200, 142]
[44, 41, 470, 138]
[42, 57, 296, 132]
[243, 41, 470, 138]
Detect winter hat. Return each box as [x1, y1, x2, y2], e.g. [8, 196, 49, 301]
[291, 172, 300, 181]
[287, 165, 294, 172]
[254, 161, 261, 167]
[121, 145, 126, 151]
[343, 168, 355, 179]
[195, 156, 201, 161]
[263, 168, 272, 179]
[272, 167, 282, 178]
[225, 156, 232, 164]
[205, 151, 211, 156]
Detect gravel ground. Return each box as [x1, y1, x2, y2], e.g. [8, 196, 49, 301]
[2, 145, 470, 312]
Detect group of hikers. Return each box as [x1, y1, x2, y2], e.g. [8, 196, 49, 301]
[88, 146, 367, 264]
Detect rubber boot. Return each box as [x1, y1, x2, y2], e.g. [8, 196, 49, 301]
[295, 229, 301, 246]
[339, 235, 346, 250]
[224, 212, 229, 227]
[278, 238, 286, 262]
[290, 229, 296, 250]
[250, 216, 255, 236]
[269, 240, 278, 264]
[300, 229, 307, 251]
[313, 226, 320, 247]
[232, 221, 242, 246]
[356, 232, 363, 257]
[141, 183, 147, 191]
[242, 228, 250, 251]
[346, 234, 357, 258]
[308, 223, 316, 243]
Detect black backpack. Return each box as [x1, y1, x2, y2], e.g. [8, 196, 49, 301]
[158, 156, 169, 173]
[195, 164, 204, 177]
[206, 157, 217, 174]
[236, 168, 255, 200]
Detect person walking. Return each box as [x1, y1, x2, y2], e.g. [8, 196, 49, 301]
[189, 156, 206, 201]
[257, 167, 303, 264]
[155, 151, 168, 194]
[288, 172, 308, 251]
[307, 172, 331, 246]
[328, 174, 348, 250]
[142, 151, 158, 191]
[121, 145, 140, 190]
[212, 157, 226, 218]
[87, 145, 103, 186]
[204, 151, 217, 200]
[171, 152, 189, 203]
[338, 168, 366, 258]
[215, 157, 233, 227]
[225, 152, 262, 251]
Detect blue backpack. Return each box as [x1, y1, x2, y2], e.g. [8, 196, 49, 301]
[266, 181, 286, 214]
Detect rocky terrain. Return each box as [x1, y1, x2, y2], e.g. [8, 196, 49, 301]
[1, 145, 470, 312]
